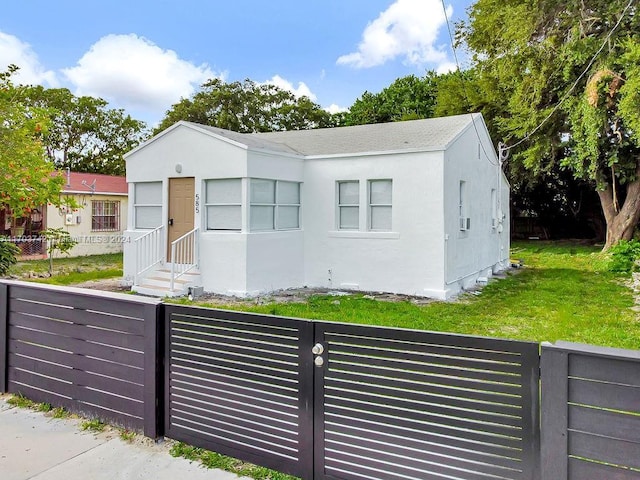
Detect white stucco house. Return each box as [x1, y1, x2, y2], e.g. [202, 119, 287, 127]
[123, 113, 509, 299]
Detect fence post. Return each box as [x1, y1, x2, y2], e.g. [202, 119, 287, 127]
[0, 282, 7, 393]
[143, 301, 164, 440]
[540, 342, 569, 480]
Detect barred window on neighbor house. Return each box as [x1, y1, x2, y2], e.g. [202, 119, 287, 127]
[92, 200, 120, 232]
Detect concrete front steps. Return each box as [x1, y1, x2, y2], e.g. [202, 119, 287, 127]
[132, 266, 201, 298]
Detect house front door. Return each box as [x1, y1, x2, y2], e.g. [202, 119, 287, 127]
[167, 177, 195, 262]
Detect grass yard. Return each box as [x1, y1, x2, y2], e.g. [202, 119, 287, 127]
[185, 241, 640, 349]
[8, 252, 123, 285]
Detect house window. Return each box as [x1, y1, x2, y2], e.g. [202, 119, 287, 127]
[338, 181, 359, 230]
[250, 179, 300, 231]
[92, 200, 120, 231]
[491, 188, 497, 228]
[368, 180, 392, 231]
[205, 179, 241, 231]
[134, 182, 162, 229]
[459, 180, 469, 231]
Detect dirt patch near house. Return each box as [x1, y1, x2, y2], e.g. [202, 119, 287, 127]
[70, 278, 131, 293]
[70, 269, 519, 305]
[193, 287, 439, 306]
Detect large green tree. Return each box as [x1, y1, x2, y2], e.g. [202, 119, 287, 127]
[459, 0, 640, 249]
[0, 65, 65, 216]
[156, 78, 337, 134]
[21, 86, 147, 176]
[345, 73, 440, 126]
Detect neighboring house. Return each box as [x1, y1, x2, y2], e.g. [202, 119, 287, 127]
[2, 172, 128, 258]
[45, 172, 128, 257]
[123, 113, 510, 299]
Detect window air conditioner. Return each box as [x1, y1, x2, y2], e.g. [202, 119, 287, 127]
[459, 217, 470, 231]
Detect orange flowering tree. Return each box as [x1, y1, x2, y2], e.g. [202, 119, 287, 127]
[0, 65, 65, 217]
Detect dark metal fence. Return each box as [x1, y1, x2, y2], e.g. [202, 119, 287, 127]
[1, 282, 639, 480]
[164, 304, 314, 479]
[0, 281, 163, 438]
[164, 305, 540, 480]
[313, 322, 540, 480]
[541, 341, 640, 480]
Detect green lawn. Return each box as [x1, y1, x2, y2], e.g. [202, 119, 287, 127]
[185, 241, 640, 349]
[8, 252, 123, 283]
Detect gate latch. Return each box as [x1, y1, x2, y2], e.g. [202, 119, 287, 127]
[312, 343, 324, 366]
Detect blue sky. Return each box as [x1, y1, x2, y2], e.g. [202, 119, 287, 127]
[1, 0, 473, 126]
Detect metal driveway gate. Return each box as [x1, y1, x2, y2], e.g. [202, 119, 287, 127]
[164, 305, 315, 479]
[165, 305, 540, 480]
[313, 322, 540, 480]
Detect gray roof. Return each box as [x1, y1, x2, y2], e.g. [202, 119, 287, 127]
[183, 113, 480, 157]
[183, 123, 301, 155]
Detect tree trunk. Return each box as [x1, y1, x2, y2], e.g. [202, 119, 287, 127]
[598, 164, 640, 251]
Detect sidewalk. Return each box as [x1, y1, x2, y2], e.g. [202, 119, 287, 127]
[0, 397, 248, 480]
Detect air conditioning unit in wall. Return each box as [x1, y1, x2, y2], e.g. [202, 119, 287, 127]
[491, 218, 498, 229]
[459, 217, 471, 231]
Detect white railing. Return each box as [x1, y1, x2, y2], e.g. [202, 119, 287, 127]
[134, 226, 164, 285]
[170, 227, 199, 291]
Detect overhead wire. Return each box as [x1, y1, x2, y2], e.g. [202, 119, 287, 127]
[440, 0, 498, 166]
[502, 0, 635, 152]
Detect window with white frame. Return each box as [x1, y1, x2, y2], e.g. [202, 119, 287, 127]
[338, 181, 359, 230]
[134, 182, 162, 229]
[205, 179, 241, 231]
[250, 179, 300, 231]
[92, 200, 120, 231]
[491, 188, 497, 228]
[368, 179, 392, 231]
[459, 180, 469, 231]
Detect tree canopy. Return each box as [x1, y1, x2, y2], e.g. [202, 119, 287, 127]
[344, 73, 440, 126]
[21, 86, 147, 176]
[457, 0, 640, 248]
[155, 78, 338, 135]
[0, 65, 65, 216]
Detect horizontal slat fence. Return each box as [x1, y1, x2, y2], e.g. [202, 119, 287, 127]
[0, 281, 162, 438]
[164, 304, 314, 480]
[3, 284, 640, 480]
[541, 341, 640, 480]
[313, 323, 541, 480]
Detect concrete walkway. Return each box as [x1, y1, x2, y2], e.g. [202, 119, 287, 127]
[0, 397, 248, 480]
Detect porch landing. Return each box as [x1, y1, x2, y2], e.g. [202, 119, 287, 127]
[132, 267, 201, 298]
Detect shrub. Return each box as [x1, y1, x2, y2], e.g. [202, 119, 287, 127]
[608, 239, 640, 274]
[0, 237, 20, 275]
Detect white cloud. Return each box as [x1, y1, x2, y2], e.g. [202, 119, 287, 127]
[63, 34, 216, 120]
[337, 0, 453, 69]
[262, 74, 317, 101]
[0, 31, 58, 86]
[325, 103, 349, 115]
[436, 61, 458, 74]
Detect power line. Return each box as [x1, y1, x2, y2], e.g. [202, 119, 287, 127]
[504, 0, 635, 152]
[440, 0, 499, 166]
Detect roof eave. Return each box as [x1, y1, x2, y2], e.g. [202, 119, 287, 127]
[62, 190, 128, 196]
[304, 145, 445, 160]
[124, 121, 251, 159]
